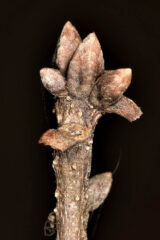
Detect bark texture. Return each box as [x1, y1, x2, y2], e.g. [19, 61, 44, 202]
[39, 21, 143, 240]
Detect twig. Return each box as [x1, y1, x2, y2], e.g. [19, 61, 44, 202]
[39, 21, 143, 240]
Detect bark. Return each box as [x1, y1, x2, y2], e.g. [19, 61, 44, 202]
[39, 21, 143, 240]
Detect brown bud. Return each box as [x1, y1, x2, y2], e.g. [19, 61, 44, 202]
[67, 33, 104, 97]
[40, 68, 66, 96]
[87, 172, 112, 211]
[105, 95, 143, 122]
[54, 21, 82, 75]
[90, 68, 132, 108]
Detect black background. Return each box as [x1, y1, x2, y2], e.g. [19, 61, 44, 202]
[1, 0, 160, 239]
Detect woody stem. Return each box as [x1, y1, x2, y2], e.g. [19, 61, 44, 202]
[53, 139, 93, 240]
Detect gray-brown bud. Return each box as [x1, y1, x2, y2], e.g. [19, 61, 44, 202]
[40, 68, 66, 96]
[67, 32, 104, 98]
[87, 172, 112, 211]
[54, 21, 82, 75]
[90, 68, 132, 108]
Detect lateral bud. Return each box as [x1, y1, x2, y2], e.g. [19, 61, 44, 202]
[44, 211, 56, 237]
[40, 68, 67, 96]
[87, 172, 112, 211]
[90, 68, 132, 108]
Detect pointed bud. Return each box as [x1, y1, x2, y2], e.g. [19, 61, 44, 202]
[67, 32, 104, 97]
[54, 21, 82, 75]
[87, 172, 112, 211]
[90, 68, 132, 108]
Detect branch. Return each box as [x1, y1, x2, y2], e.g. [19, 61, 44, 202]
[39, 21, 143, 240]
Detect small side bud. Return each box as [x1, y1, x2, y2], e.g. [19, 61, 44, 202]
[87, 172, 112, 211]
[40, 68, 67, 96]
[90, 68, 132, 108]
[44, 211, 56, 237]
